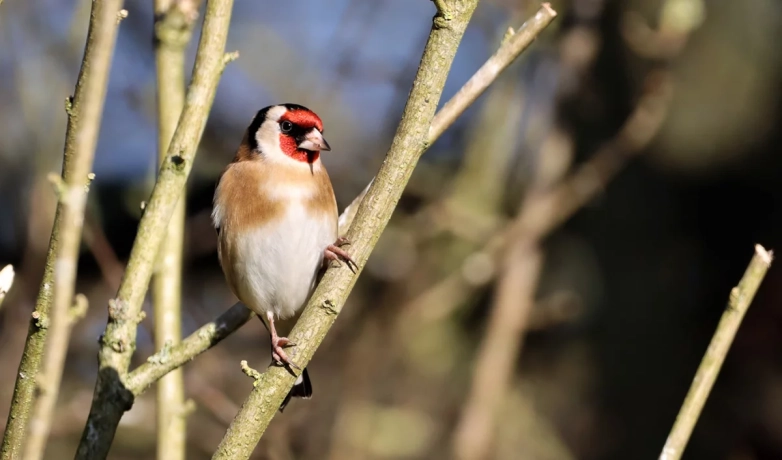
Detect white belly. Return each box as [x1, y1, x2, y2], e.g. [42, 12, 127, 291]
[231, 203, 336, 320]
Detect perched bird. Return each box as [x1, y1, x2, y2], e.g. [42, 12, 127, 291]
[212, 103, 356, 410]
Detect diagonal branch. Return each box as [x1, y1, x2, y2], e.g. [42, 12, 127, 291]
[2, 2, 126, 459]
[660, 245, 773, 460]
[400, 70, 675, 328]
[127, 302, 252, 395]
[122, 2, 558, 407]
[338, 3, 558, 235]
[73, 0, 236, 458]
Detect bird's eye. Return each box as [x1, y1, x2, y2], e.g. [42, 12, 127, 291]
[280, 121, 293, 133]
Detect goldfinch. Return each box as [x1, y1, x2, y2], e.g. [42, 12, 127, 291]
[212, 103, 355, 409]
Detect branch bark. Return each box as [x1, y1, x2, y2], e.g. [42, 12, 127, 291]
[210, 0, 484, 456]
[73, 0, 236, 457]
[152, 1, 200, 459]
[660, 244, 773, 460]
[2, 2, 125, 459]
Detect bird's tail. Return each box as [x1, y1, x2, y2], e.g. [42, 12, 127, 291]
[279, 367, 312, 412]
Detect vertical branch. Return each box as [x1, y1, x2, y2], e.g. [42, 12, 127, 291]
[211, 1, 480, 457]
[152, 0, 200, 459]
[660, 245, 773, 460]
[453, 242, 543, 460]
[2, 2, 126, 459]
[74, 0, 236, 457]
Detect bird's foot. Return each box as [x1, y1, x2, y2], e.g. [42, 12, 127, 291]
[324, 238, 358, 273]
[271, 335, 300, 370]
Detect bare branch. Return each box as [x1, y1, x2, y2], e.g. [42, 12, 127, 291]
[73, 0, 236, 457]
[660, 245, 773, 460]
[428, 3, 556, 142]
[2, 2, 125, 458]
[126, 302, 253, 396]
[453, 244, 543, 460]
[152, 0, 202, 458]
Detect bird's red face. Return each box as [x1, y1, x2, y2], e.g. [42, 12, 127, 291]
[247, 104, 331, 165]
[277, 108, 328, 163]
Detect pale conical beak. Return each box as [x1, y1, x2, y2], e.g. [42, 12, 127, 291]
[298, 129, 331, 152]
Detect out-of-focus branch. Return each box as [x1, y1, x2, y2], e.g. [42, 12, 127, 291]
[111, 3, 558, 408]
[2, 3, 125, 460]
[0, 265, 15, 310]
[211, 0, 486, 456]
[402, 70, 674, 327]
[451, 72, 673, 459]
[152, 1, 200, 459]
[454, 244, 543, 460]
[338, 3, 558, 235]
[73, 1, 236, 458]
[83, 204, 124, 290]
[660, 245, 773, 460]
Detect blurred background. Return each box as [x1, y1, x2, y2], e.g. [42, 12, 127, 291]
[1, 0, 782, 458]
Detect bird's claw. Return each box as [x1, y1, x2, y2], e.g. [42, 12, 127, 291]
[324, 238, 358, 273]
[271, 336, 301, 370]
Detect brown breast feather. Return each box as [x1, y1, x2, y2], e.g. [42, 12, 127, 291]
[214, 150, 338, 297]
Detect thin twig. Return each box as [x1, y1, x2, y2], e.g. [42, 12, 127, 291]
[0, 265, 14, 310]
[211, 0, 484, 456]
[428, 3, 556, 142]
[6, 3, 125, 459]
[119, 3, 559, 402]
[338, 3, 558, 235]
[152, 0, 201, 459]
[660, 245, 773, 460]
[126, 302, 253, 395]
[73, 1, 236, 457]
